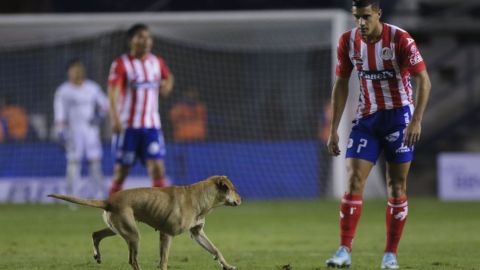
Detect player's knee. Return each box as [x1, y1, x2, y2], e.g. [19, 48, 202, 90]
[387, 178, 407, 198]
[147, 161, 164, 178]
[113, 166, 129, 181]
[347, 173, 366, 193]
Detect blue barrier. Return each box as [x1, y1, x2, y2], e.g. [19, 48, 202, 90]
[0, 141, 322, 199]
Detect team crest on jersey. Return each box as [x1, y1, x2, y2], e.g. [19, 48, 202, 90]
[381, 47, 393, 60]
[353, 51, 363, 65]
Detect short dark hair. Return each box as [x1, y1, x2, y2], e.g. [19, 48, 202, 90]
[127, 23, 149, 41]
[66, 57, 82, 71]
[352, 0, 380, 9]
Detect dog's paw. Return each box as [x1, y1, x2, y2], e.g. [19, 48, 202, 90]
[223, 266, 236, 270]
[93, 254, 101, 264]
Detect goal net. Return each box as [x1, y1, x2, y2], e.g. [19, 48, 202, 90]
[0, 11, 370, 202]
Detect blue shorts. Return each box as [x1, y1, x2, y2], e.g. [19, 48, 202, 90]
[112, 128, 166, 166]
[346, 105, 414, 164]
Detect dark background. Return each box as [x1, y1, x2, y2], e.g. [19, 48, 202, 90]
[0, 0, 402, 16]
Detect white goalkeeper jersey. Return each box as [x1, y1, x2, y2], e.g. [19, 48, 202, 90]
[54, 79, 108, 129]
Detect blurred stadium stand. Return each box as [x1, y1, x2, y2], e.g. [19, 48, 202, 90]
[386, 0, 480, 196]
[0, 11, 342, 202]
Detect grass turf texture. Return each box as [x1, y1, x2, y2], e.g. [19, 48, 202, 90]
[0, 199, 479, 270]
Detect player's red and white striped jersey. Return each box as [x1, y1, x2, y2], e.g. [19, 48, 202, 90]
[336, 23, 426, 118]
[108, 53, 171, 129]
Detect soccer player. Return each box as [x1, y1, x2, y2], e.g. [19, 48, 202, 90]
[107, 23, 174, 196]
[54, 59, 108, 197]
[325, 0, 431, 269]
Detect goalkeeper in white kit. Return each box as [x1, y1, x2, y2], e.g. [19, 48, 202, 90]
[53, 58, 109, 197]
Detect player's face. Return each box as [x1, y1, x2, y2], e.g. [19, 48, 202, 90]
[67, 63, 85, 84]
[352, 5, 382, 38]
[129, 29, 153, 56]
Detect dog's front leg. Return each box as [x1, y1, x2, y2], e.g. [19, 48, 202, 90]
[158, 232, 172, 270]
[190, 225, 236, 270]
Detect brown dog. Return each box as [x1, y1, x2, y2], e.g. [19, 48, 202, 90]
[48, 175, 241, 270]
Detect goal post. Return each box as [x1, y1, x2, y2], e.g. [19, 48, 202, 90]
[0, 10, 384, 202]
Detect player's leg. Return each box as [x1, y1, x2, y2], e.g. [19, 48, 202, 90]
[86, 127, 105, 198]
[66, 160, 80, 195]
[342, 158, 375, 249]
[88, 159, 104, 197]
[65, 129, 82, 195]
[143, 128, 168, 187]
[385, 161, 410, 250]
[326, 158, 375, 268]
[380, 162, 410, 269]
[110, 164, 129, 196]
[109, 129, 135, 196]
[381, 105, 414, 269]
[146, 159, 167, 187]
[327, 122, 381, 268]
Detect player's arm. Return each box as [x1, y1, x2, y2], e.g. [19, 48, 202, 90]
[89, 84, 109, 126]
[95, 85, 109, 116]
[399, 34, 432, 147]
[107, 60, 125, 133]
[160, 74, 175, 97]
[53, 88, 67, 143]
[53, 89, 67, 129]
[327, 76, 350, 156]
[158, 57, 174, 97]
[108, 85, 122, 133]
[328, 32, 353, 156]
[404, 70, 431, 147]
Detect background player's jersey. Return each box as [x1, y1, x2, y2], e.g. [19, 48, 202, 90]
[108, 53, 171, 129]
[336, 23, 426, 118]
[54, 79, 108, 129]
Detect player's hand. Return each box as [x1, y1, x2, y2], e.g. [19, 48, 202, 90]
[327, 132, 341, 156]
[404, 120, 421, 147]
[111, 120, 122, 134]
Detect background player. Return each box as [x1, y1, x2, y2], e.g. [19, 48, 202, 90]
[53, 58, 108, 198]
[107, 23, 174, 196]
[325, 0, 432, 268]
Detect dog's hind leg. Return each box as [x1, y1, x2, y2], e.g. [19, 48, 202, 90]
[190, 225, 236, 270]
[92, 228, 116, 264]
[110, 210, 142, 270]
[158, 232, 172, 270]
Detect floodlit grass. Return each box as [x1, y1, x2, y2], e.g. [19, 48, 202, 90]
[0, 199, 479, 270]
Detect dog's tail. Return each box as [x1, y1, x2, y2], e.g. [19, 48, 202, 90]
[48, 194, 107, 209]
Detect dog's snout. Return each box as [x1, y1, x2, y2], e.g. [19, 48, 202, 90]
[234, 194, 242, 206]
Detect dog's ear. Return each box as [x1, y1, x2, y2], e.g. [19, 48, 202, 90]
[215, 176, 229, 192]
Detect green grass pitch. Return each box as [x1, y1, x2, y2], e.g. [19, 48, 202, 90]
[0, 199, 479, 270]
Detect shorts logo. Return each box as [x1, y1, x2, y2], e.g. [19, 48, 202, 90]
[122, 152, 135, 164]
[381, 47, 393, 60]
[385, 131, 400, 142]
[396, 144, 412, 154]
[404, 113, 411, 125]
[148, 142, 160, 155]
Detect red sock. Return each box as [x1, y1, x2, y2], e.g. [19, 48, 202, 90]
[109, 181, 123, 197]
[152, 177, 167, 187]
[340, 193, 363, 251]
[385, 197, 408, 254]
